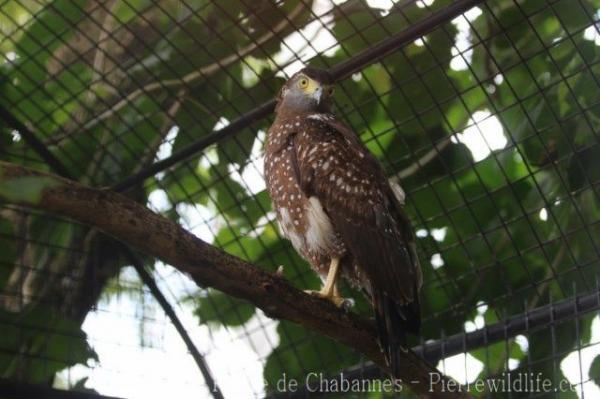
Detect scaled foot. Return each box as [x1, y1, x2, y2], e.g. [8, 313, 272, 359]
[304, 289, 354, 309]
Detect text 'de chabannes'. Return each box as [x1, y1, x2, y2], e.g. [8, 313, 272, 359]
[248, 371, 578, 395]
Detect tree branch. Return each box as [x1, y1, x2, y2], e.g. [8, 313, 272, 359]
[0, 161, 470, 398]
[79, 2, 307, 133]
[391, 136, 453, 182]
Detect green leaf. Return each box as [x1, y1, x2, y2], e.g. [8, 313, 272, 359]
[0, 306, 96, 383]
[590, 354, 600, 388]
[217, 70, 283, 168]
[160, 163, 212, 206]
[0, 176, 59, 203]
[113, 0, 153, 24]
[4, 0, 89, 134]
[194, 289, 255, 327]
[567, 145, 600, 192]
[263, 321, 361, 392]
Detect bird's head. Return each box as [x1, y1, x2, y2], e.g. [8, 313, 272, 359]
[275, 67, 334, 114]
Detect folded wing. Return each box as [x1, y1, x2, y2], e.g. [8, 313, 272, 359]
[291, 116, 422, 376]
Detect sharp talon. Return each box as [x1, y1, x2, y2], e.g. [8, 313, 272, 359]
[331, 296, 354, 309]
[304, 290, 353, 309]
[341, 298, 355, 310]
[275, 265, 284, 277]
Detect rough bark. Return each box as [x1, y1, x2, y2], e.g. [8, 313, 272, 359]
[0, 161, 470, 398]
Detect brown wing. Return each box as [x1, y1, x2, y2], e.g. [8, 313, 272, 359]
[292, 115, 421, 376]
[293, 116, 420, 301]
[321, 116, 423, 290]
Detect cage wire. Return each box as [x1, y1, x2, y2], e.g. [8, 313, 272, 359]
[0, 0, 599, 398]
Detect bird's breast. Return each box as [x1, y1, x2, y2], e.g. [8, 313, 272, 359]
[265, 147, 340, 257]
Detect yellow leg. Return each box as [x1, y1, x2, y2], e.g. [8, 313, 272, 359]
[305, 258, 350, 308]
[321, 257, 340, 297]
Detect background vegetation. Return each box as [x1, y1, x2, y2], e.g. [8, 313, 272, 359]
[0, 0, 599, 397]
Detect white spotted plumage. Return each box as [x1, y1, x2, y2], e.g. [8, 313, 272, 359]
[264, 67, 422, 379]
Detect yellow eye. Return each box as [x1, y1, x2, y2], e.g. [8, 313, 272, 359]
[298, 78, 309, 89]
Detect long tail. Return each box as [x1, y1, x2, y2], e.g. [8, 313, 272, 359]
[373, 292, 420, 377]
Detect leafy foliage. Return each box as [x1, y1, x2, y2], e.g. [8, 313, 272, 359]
[0, 0, 599, 395]
[0, 175, 59, 203]
[591, 353, 600, 387]
[0, 305, 96, 383]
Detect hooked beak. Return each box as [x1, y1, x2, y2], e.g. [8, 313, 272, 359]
[303, 78, 324, 104]
[311, 85, 323, 104]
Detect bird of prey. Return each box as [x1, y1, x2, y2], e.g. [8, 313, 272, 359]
[263, 67, 422, 375]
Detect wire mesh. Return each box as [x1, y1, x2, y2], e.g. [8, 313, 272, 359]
[1, 0, 599, 398]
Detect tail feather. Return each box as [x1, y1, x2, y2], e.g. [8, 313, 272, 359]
[373, 291, 420, 377]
